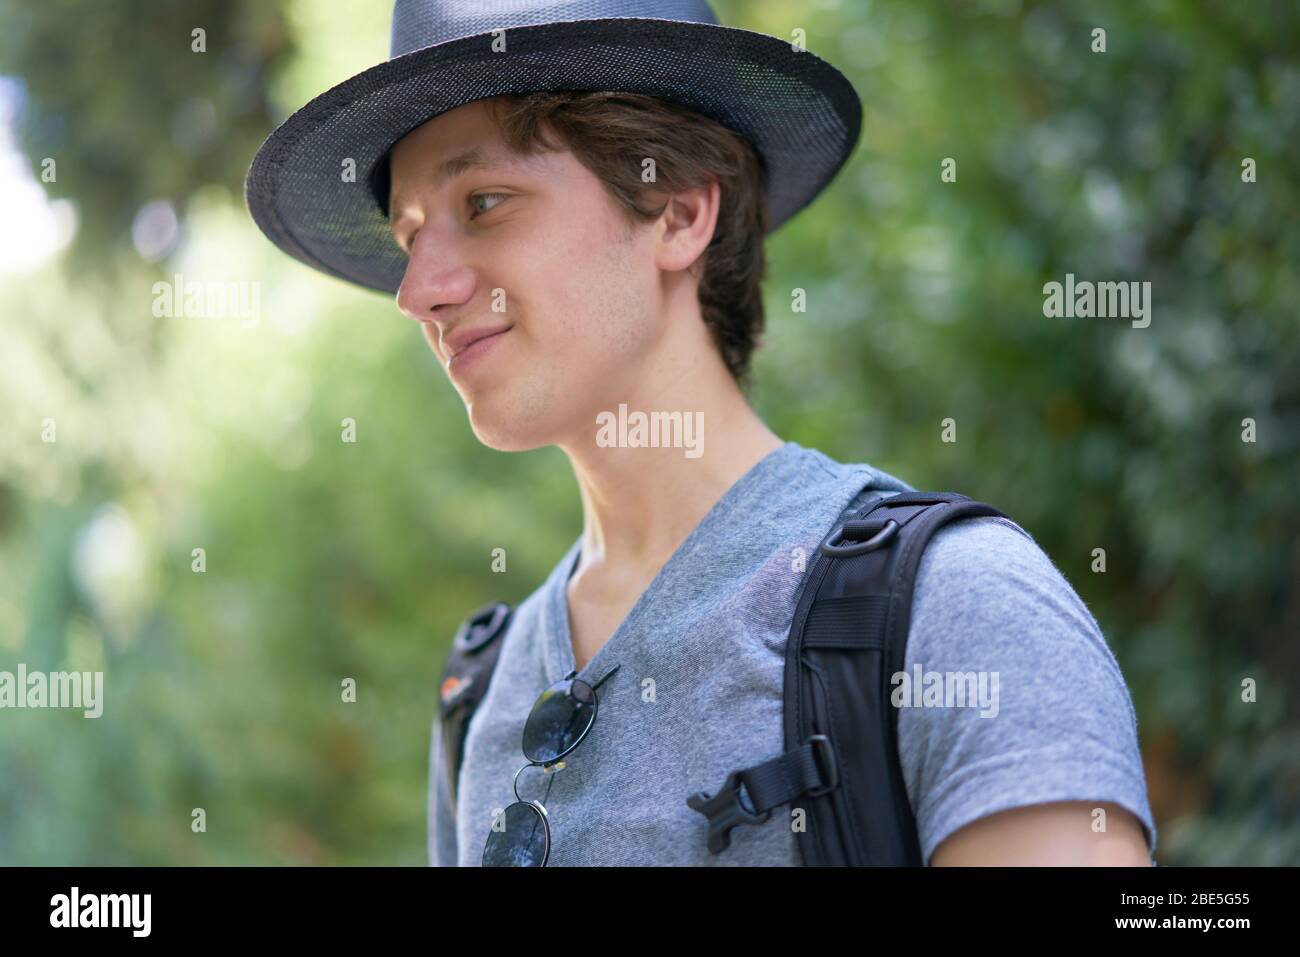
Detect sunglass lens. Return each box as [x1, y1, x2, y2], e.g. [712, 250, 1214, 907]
[482, 801, 549, 867]
[522, 676, 596, 764]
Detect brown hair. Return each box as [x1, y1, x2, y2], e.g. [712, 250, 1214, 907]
[487, 91, 770, 393]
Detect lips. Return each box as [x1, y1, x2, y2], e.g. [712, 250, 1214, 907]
[445, 323, 513, 360]
[445, 324, 513, 374]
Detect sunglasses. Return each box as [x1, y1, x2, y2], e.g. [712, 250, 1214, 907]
[482, 664, 621, 866]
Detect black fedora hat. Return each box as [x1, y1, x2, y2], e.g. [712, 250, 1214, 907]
[244, 0, 862, 294]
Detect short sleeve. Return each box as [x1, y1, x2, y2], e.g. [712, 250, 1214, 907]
[895, 515, 1157, 865]
[428, 709, 459, 866]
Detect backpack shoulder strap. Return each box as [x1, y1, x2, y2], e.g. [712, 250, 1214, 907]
[686, 491, 1008, 864]
[438, 600, 513, 808]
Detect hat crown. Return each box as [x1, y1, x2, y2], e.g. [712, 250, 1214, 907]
[391, 0, 720, 58]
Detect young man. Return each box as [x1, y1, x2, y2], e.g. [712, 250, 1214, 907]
[246, 0, 1156, 867]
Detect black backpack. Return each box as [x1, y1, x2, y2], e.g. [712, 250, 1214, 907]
[437, 491, 1009, 865]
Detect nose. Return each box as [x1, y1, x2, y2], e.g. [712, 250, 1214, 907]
[394, 225, 476, 331]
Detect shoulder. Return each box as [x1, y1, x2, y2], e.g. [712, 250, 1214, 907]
[895, 512, 1157, 864]
[908, 514, 1126, 685]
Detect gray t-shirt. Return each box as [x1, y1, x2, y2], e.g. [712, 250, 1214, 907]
[428, 441, 1157, 865]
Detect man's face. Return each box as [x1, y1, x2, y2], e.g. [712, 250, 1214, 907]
[389, 97, 665, 452]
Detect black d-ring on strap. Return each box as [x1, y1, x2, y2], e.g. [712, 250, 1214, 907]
[819, 518, 899, 557]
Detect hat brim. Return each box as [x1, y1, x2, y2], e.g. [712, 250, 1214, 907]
[245, 17, 861, 294]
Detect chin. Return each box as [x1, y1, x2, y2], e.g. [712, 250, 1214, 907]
[465, 404, 550, 453]
[458, 364, 569, 453]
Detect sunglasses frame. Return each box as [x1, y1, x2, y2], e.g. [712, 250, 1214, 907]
[481, 665, 619, 867]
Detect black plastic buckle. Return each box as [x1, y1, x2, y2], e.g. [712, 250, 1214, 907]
[804, 734, 840, 796]
[686, 769, 771, 854]
[819, 518, 899, 558]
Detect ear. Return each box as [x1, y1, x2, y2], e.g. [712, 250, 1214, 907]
[654, 179, 721, 274]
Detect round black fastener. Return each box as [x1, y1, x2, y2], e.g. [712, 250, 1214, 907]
[455, 601, 512, 654]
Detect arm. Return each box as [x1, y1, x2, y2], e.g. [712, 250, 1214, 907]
[931, 800, 1154, 865]
[428, 709, 459, 866]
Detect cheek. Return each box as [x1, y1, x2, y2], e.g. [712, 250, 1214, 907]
[498, 187, 656, 384]
[539, 224, 653, 364]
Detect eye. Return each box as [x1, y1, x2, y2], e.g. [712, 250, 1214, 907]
[396, 227, 418, 255]
[469, 192, 510, 219]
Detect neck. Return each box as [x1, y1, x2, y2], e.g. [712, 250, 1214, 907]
[558, 342, 782, 578]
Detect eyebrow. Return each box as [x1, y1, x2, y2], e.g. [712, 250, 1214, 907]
[389, 145, 514, 220]
[433, 145, 509, 189]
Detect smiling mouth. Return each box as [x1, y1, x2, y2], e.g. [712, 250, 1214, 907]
[446, 325, 513, 372]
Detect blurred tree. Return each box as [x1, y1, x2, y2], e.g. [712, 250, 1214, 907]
[0, 0, 293, 281]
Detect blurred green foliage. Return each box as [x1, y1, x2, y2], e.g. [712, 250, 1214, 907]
[0, 0, 1296, 865]
[0, 0, 294, 283]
